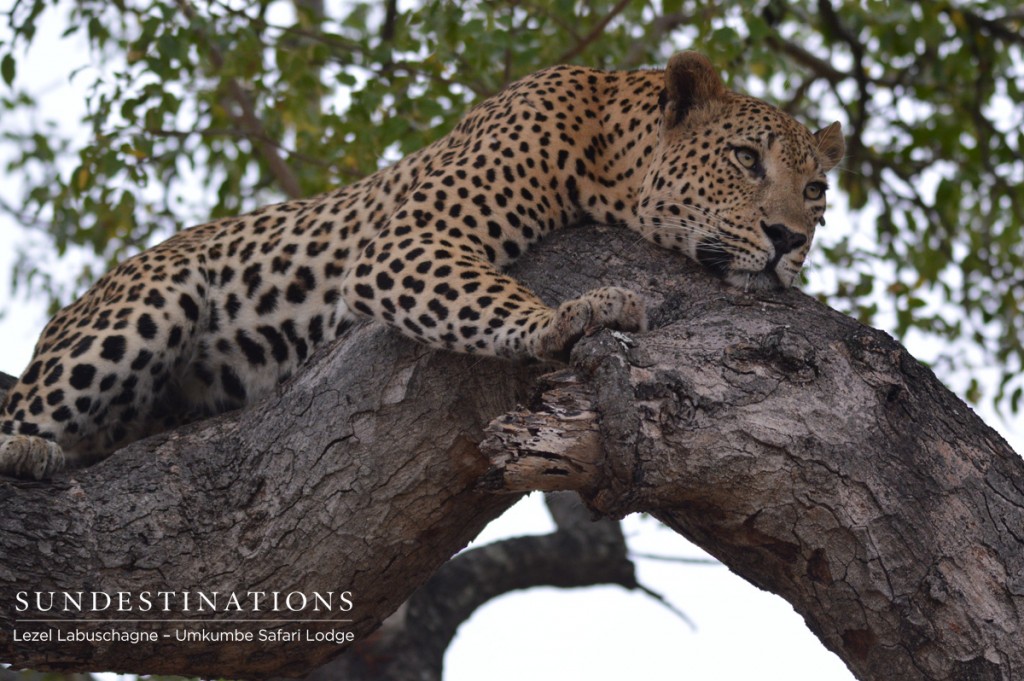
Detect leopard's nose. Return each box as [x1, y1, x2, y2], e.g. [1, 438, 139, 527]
[762, 222, 807, 255]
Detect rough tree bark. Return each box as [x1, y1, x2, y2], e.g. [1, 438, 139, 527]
[0, 226, 1021, 680]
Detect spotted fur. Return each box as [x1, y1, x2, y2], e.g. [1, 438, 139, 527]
[0, 52, 844, 479]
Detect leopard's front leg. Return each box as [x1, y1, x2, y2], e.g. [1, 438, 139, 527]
[537, 285, 647, 360]
[341, 226, 646, 361]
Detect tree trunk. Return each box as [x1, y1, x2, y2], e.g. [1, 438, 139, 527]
[0, 225, 1021, 680]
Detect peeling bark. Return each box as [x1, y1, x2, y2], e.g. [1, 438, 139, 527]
[1, 226, 1022, 680]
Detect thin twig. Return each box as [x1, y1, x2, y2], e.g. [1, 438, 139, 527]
[631, 551, 721, 566]
[635, 582, 698, 631]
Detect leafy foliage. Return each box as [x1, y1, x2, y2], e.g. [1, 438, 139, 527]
[0, 0, 1021, 410]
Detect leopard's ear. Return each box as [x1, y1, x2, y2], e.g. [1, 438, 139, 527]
[814, 121, 846, 172]
[661, 51, 726, 128]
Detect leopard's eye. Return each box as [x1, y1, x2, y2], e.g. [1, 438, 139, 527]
[804, 182, 827, 201]
[734, 147, 759, 169]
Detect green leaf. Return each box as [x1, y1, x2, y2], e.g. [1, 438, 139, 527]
[1, 54, 15, 86]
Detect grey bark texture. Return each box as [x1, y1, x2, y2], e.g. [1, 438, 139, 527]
[1, 225, 1022, 680]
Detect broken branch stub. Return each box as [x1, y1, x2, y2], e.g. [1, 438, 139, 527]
[481, 370, 603, 494]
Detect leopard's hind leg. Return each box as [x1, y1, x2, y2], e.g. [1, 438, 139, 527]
[0, 250, 211, 479]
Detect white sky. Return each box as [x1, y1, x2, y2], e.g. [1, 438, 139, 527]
[1, 6, 1020, 681]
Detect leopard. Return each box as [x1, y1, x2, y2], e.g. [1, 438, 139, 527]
[0, 51, 844, 480]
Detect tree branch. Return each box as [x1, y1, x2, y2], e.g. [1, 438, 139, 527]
[955, 5, 1024, 47]
[817, 0, 870, 175]
[765, 33, 848, 84]
[175, 0, 304, 199]
[1, 226, 1022, 679]
[149, 126, 365, 181]
[557, 0, 634, 64]
[0, 323, 540, 677]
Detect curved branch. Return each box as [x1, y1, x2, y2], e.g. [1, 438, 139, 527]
[288, 493, 636, 681]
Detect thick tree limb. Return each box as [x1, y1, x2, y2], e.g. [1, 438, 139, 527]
[1, 226, 1022, 680]
[0, 326, 542, 677]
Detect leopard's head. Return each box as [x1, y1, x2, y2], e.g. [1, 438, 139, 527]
[635, 51, 845, 289]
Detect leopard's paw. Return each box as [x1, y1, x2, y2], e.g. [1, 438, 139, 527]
[535, 287, 646, 360]
[0, 434, 66, 480]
